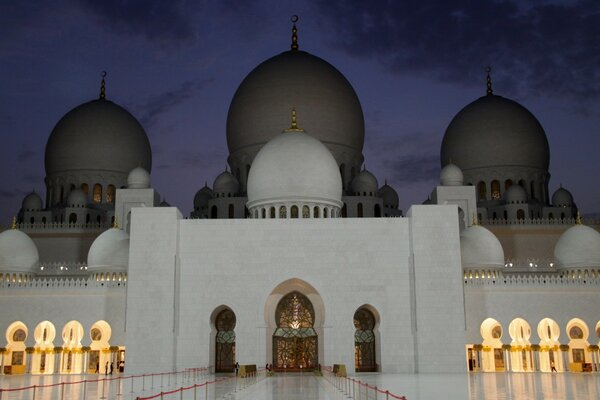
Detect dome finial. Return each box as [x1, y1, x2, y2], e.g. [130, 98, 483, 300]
[291, 15, 299, 51]
[486, 66, 493, 96]
[576, 211, 583, 225]
[11, 216, 17, 230]
[285, 108, 304, 132]
[100, 71, 107, 100]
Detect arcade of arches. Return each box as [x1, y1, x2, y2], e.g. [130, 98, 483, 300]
[0, 320, 123, 375]
[467, 317, 600, 373]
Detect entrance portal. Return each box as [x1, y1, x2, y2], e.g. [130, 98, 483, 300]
[273, 292, 318, 370]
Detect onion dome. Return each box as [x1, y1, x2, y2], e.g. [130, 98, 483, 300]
[552, 186, 573, 207]
[0, 221, 39, 273]
[351, 168, 378, 196]
[440, 163, 464, 186]
[213, 170, 239, 197]
[193, 184, 213, 211]
[460, 224, 505, 269]
[378, 182, 399, 209]
[503, 185, 528, 204]
[22, 191, 43, 211]
[67, 188, 87, 207]
[226, 24, 364, 180]
[87, 227, 129, 272]
[127, 166, 151, 189]
[247, 111, 342, 212]
[554, 216, 600, 269]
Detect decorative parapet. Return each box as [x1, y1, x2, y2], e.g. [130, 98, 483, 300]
[38, 261, 89, 275]
[464, 268, 600, 287]
[483, 218, 599, 226]
[15, 221, 111, 232]
[0, 275, 126, 289]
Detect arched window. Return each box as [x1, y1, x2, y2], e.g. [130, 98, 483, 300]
[354, 308, 377, 372]
[503, 210, 507, 220]
[60, 186, 65, 203]
[273, 292, 317, 370]
[477, 182, 486, 201]
[291, 205, 299, 218]
[342, 204, 347, 217]
[549, 213, 554, 220]
[323, 208, 328, 218]
[106, 185, 116, 203]
[505, 179, 513, 191]
[279, 206, 287, 219]
[491, 180, 501, 199]
[215, 309, 236, 373]
[93, 184, 102, 203]
[302, 205, 310, 218]
[357, 203, 363, 217]
[30, 217, 34, 224]
[374, 204, 381, 217]
[228, 204, 234, 218]
[81, 183, 89, 195]
[314, 207, 320, 218]
[69, 213, 77, 224]
[517, 209, 525, 220]
[211, 206, 217, 219]
[340, 164, 346, 190]
[262, 208, 266, 218]
[254, 210, 258, 219]
[270, 207, 275, 218]
[530, 181, 535, 200]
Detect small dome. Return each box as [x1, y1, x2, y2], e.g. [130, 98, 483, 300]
[503, 185, 528, 204]
[87, 228, 129, 272]
[247, 130, 342, 209]
[127, 166, 151, 189]
[378, 183, 399, 208]
[552, 186, 573, 207]
[441, 95, 549, 172]
[67, 189, 87, 207]
[460, 225, 505, 269]
[554, 224, 600, 269]
[0, 229, 39, 273]
[193, 185, 213, 210]
[22, 191, 43, 211]
[440, 163, 464, 186]
[213, 170, 239, 197]
[352, 169, 378, 195]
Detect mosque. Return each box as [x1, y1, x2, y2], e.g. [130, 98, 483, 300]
[1, 21, 599, 377]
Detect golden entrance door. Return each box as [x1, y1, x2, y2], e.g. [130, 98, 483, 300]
[273, 335, 317, 369]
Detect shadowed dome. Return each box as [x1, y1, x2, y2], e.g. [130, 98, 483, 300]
[193, 185, 213, 210]
[67, 188, 87, 207]
[227, 50, 364, 163]
[127, 166, 151, 189]
[352, 169, 378, 195]
[460, 225, 505, 269]
[87, 227, 129, 272]
[503, 185, 528, 204]
[552, 186, 573, 207]
[247, 129, 342, 209]
[45, 99, 152, 177]
[22, 191, 43, 211]
[378, 183, 399, 208]
[213, 170, 239, 196]
[441, 95, 549, 172]
[554, 223, 600, 269]
[440, 163, 464, 186]
[0, 229, 39, 273]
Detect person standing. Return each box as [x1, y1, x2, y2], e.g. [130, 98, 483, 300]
[105, 361, 109, 375]
[551, 361, 557, 372]
[235, 362, 239, 376]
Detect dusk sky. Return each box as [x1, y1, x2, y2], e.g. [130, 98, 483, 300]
[1, 0, 599, 226]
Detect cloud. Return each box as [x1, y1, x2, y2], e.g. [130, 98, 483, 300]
[77, 0, 197, 45]
[137, 78, 214, 128]
[315, 0, 600, 101]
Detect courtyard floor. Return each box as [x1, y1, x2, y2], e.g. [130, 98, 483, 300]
[1, 371, 599, 400]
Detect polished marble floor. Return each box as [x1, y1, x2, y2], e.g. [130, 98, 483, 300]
[1, 371, 599, 400]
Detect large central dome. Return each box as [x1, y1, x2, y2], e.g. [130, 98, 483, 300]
[227, 50, 364, 191]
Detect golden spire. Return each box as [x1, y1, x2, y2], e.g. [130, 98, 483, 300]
[486, 66, 493, 96]
[284, 108, 304, 132]
[99, 71, 107, 100]
[576, 211, 583, 225]
[291, 15, 299, 51]
[11, 216, 17, 230]
[472, 212, 479, 226]
[112, 217, 119, 229]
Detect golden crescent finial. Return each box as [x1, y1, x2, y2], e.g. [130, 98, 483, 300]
[11, 216, 17, 230]
[100, 71, 107, 100]
[291, 15, 299, 51]
[576, 211, 583, 225]
[112, 217, 119, 229]
[284, 108, 304, 132]
[486, 66, 493, 96]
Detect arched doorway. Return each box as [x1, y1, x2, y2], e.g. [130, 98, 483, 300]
[89, 320, 112, 374]
[354, 307, 377, 372]
[480, 318, 504, 372]
[4, 322, 28, 375]
[215, 309, 236, 372]
[61, 321, 84, 373]
[508, 318, 532, 372]
[273, 291, 318, 370]
[537, 318, 561, 372]
[32, 321, 55, 374]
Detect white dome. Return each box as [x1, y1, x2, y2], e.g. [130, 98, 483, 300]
[440, 163, 464, 186]
[352, 169, 378, 195]
[460, 225, 505, 269]
[378, 183, 399, 208]
[45, 99, 152, 179]
[213, 171, 239, 196]
[554, 224, 600, 269]
[67, 189, 87, 207]
[247, 130, 342, 209]
[22, 191, 43, 211]
[127, 166, 151, 189]
[552, 186, 573, 207]
[503, 185, 528, 204]
[193, 185, 213, 210]
[87, 228, 129, 272]
[0, 229, 39, 273]
[441, 95, 549, 173]
[227, 50, 364, 172]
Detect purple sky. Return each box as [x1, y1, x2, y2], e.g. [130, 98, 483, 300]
[1, 0, 600, 226]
